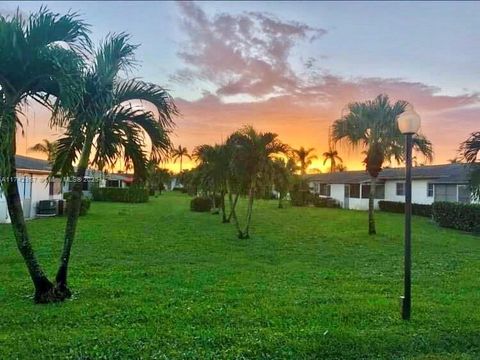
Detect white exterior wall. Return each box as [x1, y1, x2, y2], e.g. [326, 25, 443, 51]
[330, 184, 345, 207]
[384, 179, 433, 205]
[0, 172, 63, 224]
[347, 198, 381, 210]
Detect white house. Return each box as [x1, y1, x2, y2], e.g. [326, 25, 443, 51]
[307, 163, 473, 210]
[0, 155, 64, 223]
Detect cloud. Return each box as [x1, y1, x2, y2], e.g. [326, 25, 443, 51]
[173, 1, 326, 97]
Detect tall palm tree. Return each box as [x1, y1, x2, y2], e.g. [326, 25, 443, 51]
[322, 148, 343, 173]
[52, 33, 176, 298]
[171, 145, 191, 173]
[459, 131, 480, 200]
[292, 146, 316, 175]
[227, 126, 289, 239]
[0, 8, 90, 302]
[29, 139, 57, 163]
[332, 94, 433, 235]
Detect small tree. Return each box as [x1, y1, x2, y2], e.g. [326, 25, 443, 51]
[171, 145, 191, 173]
[292, 146, 316, 175]
[29, 139, 58, 163]
[459, 131, 480, 200]
[227, 126, 289, 239]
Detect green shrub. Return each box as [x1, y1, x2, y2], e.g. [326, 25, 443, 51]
[91, 186, 149, 203]
[190, 196, 212, 212]
[378, 201, 432, 217]
[432, 201, 480, 232]
[313, 196, 341, 208]
[63, 192, 91, 216]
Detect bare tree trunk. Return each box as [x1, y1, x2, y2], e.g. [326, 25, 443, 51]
[368, 176, 377, 235]
[55, 132, 94, 293]
[5, 136, 58, 303]
[278, 193, 283, 209]
[226, 180, 242, 236]
[220, 190, 228, 223]
[242, 179, 256, 239]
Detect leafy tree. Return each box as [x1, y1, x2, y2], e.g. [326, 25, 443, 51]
[459, 131, 480, 200]
[271, 158, 295, 208]
[0, 7, 90, 302]
[193, 143, 231, 222]
[171, 145, 191, 173]
[332, 94, 433, 235]
[292, 146, 316, 175]
[145, 159, 172, 194]
[322, 147, 343, 173]
[29, 139, 58, 163]
[227, 126, 289, 239]
[52, 33, 176, 298]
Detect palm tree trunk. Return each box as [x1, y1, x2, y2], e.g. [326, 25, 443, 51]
[55, 131, 94, 292]
[5, 151, 57, 302]
[242, 179, 256, 239]
[368, 176, 377, 235]
[220, 190, 228, 223]
[179, 156, 183, 173]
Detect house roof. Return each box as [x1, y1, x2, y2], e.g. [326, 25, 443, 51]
[106, 173, 134, 183]
[307, 163, 470, 184]
[15, 155, 51, 173]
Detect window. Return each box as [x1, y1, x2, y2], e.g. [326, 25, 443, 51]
[396, 182, 405, 196]
[49, 178, 63, 196]
[434, 184, 457, 202]
[427, 183, 434, 197]
[349, 184, 360, 198]
[361, 184, 385, 199]
[319, 184, 330, 196]
[458, 185, 471, 204]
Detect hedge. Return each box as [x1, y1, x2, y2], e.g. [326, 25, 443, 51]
[63, 192, 91, 216]
[190, 197, 212, 212]
[432, 201, 480, 233]
[313, 197, 341, 208]
[91, 187, 149, 203]
[378, 201, 432, 218]
[190, 195, 224, 212]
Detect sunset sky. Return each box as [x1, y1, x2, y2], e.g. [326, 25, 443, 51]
[4, 1, 480, 172]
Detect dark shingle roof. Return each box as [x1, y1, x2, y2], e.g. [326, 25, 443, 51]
[15, 155, 51, 172]
[308, 163, 470, 184]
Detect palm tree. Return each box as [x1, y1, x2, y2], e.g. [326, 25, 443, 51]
[227, 126, 289, 239]
[332, 94, 433, 235]
[172, 145, 191, 173]
[52, 33, 176, 298]
[322, 148, 343, 173]
[292, 146, 316, 175]
[29, 139, 58, 163]
[335, 163, 347, 172]
[193, 143, 231, 221]
[0, 8, 90, 302]
[459, 131, 480, 200]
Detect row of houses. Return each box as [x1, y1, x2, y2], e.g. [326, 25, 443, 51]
[0, 155, 134, 224]
[307, 163, 474, 210]
[1, 156, 475, 223]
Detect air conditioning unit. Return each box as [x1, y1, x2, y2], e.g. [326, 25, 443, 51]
[36, 200, 57, 217]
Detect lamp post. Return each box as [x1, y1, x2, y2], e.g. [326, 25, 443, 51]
[397, 104, 421, 321]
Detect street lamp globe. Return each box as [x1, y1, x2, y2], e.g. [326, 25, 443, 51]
[397, 105, 421, 134]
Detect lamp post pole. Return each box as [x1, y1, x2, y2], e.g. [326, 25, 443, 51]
[402, 133, 413, 320]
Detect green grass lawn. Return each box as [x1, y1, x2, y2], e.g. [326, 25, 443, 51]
[0, 192, 479, 359]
